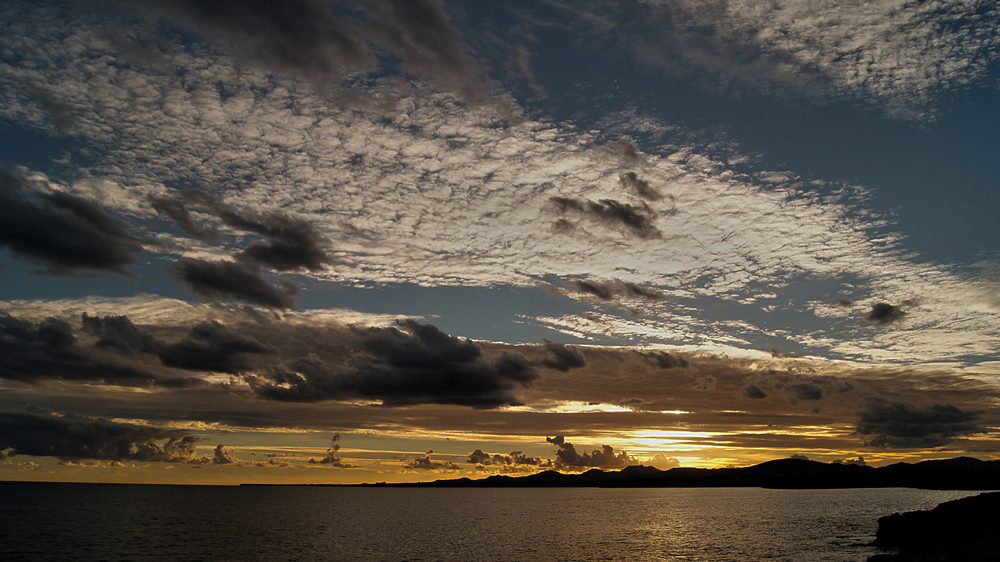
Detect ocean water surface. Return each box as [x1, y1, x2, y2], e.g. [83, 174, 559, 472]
[0, 482, 981, 561]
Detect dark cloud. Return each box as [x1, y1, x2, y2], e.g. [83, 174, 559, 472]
[833, 456, 867, 466]
[768, 347, 799, 359]
[148, 195, 219, 241]
[0, 167, 143, 275]
[81, 313, 163, 355]
[158, 320, 273, 374]
[230, 215, 333, 273]
[112, 0, 482, 99]
[467, 448, 546, 470]
[405, 452, 459, 471]
[742, 383, 768, 399]
[468, 448, 492, 465]
[116, 0, 370, 80]
[309, 433, 351, 467]
[551, 218, 577, 234]
[0, 312, 163, 386]
[28, 88, 77, 131]
[247, 320, 539, 408]
[183, 191, 334, 272]
[867, 303, 906, 325]
[358, 0, 482, 99]
[547, 436, 637, 470]
[171, 258, 300, 309]
[619, 171, 663, 201]
[832, 298, 854, 307]
[856, 397, 986, 448]
[791, 381, 824, 401]
[539, 339, 587, 372]
[602, 140, 645, 167]
[0, 410, 202, 462]
[81, 312, 270, 378]
[834, 381, 855, 394]
[644, 350, 688, 369]
[573, 278, 665, 302]
[550, 196, 661, 239]
[696, 375, 716, 390]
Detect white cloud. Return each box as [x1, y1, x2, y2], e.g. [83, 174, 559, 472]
[0, 1, 997, 366]
[572, 0, 1000, 119]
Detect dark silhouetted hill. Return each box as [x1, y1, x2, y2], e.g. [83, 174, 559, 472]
[391, 457, 1000, 490]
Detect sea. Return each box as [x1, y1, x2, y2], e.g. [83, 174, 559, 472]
[0, 482, 983, 561]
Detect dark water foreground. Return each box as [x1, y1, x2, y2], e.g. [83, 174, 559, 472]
[0, 482, 983, 561]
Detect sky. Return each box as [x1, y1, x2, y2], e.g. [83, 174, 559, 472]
[1, 0, 999, 485]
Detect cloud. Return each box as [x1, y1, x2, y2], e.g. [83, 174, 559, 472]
[467, 448, 546, 469]
[357, 0, 482, 99]
[0, 167, 143, 275]
[2, 309, 273, 386]
[742, 383, 768, 399]
[309, 433, 352, 467]
[790, 381, 824, 401]
[0, 3, 1000, 360]
[81, 311, 274, 376]
[619, 171, 663, 201]
[112, 0, 370, 81]
[649, 453, 681, 469]
[645, 350, 688, 369]
[3, 296, 997, 462]
[467, 448, 492, 465]
[164, 194, 332, 307]
[148, 195, 219, 241]
[539, 339, 587, 372]
[81, 313, 164, 355]
[2, 1, 999, 367]
[182, 191, 335, 273]
[109, 0, 482, 99]
[602, 140, 646, 167]
[833, 456, 867, 466]
[549, 0, 1000, 119]
[573, 278, 665, 302]
[26, 87, 77, 131]
[550, 196, 662, 239]
[867, 303, 906, 325]
[212, 443, 238, 464]
[0, 312, 165, 386]
[695, 375, 716, 390]
[158, 320, 274, 374]
[405, 452, 459, 471]
[547, 436, 637, 470]
[247, 320, 539, 408]
[0, 410, 202, 462]
[856, 397, 986, 448]
[171, 258, 300, 309]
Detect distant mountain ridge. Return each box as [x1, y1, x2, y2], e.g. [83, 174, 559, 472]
[371, 457, 1000, 490]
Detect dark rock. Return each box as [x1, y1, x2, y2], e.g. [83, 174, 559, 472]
[868, 491, 1000, 561]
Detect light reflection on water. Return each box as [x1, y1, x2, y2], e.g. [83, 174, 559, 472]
[0, 483, 981, 561]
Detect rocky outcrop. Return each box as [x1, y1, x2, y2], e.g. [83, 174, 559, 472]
[868, 492, 1000, 561]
